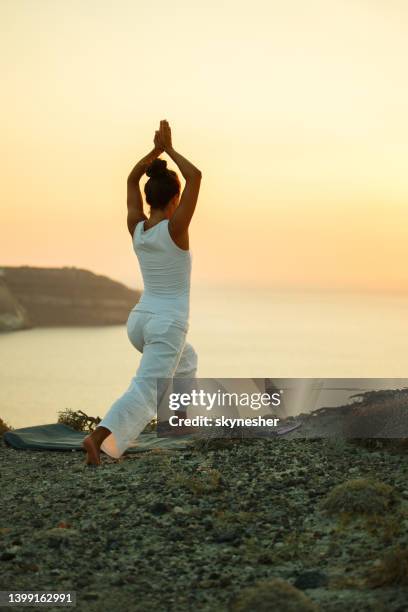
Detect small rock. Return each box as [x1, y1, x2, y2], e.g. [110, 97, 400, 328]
[258, 552, 274, 565]
[82, 592, 99, 601]
[294, 570, 329, 589]
[213, 528, 240, 543]
[150, 502, 171, 515]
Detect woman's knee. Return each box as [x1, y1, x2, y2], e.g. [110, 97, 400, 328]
[181, 343, 198, 375]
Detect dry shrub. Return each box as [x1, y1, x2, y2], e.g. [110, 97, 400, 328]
[171, 468, 224, 494]
[366, 547, 408, 587]
[321, 478, 397, 516]
[229, 578, 318, 612]
[57, 409, 101, 432]
[342, 389, 408, 440]
[0, 417, 13, 435]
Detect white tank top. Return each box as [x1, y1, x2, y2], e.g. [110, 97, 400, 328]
[131, 219, 192, 323]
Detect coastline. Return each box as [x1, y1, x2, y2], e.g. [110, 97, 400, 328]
[0, 266, 140, 331]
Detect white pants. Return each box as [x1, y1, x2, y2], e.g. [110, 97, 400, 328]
[98, 309, 198, 459]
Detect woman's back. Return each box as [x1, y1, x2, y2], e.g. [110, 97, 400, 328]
[132, 218, 192, 323]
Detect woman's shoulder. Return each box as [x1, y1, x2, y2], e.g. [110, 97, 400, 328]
[164, 220, 190, 254]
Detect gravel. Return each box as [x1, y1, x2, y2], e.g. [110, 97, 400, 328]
[1, 435, 408, 611]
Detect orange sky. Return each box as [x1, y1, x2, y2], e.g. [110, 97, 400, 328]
[2, 0, 408, 292]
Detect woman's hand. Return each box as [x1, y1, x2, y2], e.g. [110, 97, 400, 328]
[154, 130, 165, 154]
[160, 119, 173, 152]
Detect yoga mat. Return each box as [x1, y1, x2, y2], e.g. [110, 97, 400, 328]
[2, 423, 194, 453]
[2, 422, 302, 453]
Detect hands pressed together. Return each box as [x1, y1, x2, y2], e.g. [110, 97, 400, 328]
[132, 120, 173, 177]
[154, 119, 173, 154]
[132, 117, 200, 182]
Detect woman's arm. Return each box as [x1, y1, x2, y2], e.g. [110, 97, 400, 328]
[126, 141, 163, 237]
[168, 146, 202, 238]
[160, 121, 202, 239]
[166, 146, 202, 181]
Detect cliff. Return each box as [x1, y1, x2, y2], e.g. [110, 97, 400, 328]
[0, 266, 141, 331]
[0, 278, 30, 331]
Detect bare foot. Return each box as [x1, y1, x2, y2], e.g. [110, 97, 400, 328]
[82, 434, 101, 466]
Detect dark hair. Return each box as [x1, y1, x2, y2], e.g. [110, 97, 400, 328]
[144, 159, 181, 210]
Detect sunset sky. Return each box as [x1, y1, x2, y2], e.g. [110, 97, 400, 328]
[2, 0, 408, 293]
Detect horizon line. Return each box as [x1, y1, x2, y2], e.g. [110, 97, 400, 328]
[2, 263, 408, 299]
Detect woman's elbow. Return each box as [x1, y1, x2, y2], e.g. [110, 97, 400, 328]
[187, 169, 202, 181]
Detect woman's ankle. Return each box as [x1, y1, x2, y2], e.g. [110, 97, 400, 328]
[92, 426, 111, 444]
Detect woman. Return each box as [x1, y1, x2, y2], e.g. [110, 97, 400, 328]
[82, 119, 202, 465]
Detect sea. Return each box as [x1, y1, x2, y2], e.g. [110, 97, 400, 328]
[1, 284, 408, 429]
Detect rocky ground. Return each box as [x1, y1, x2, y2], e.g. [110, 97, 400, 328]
[1, 431, 408, 612]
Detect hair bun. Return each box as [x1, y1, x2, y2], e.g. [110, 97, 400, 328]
[146, 158, 167, 179]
